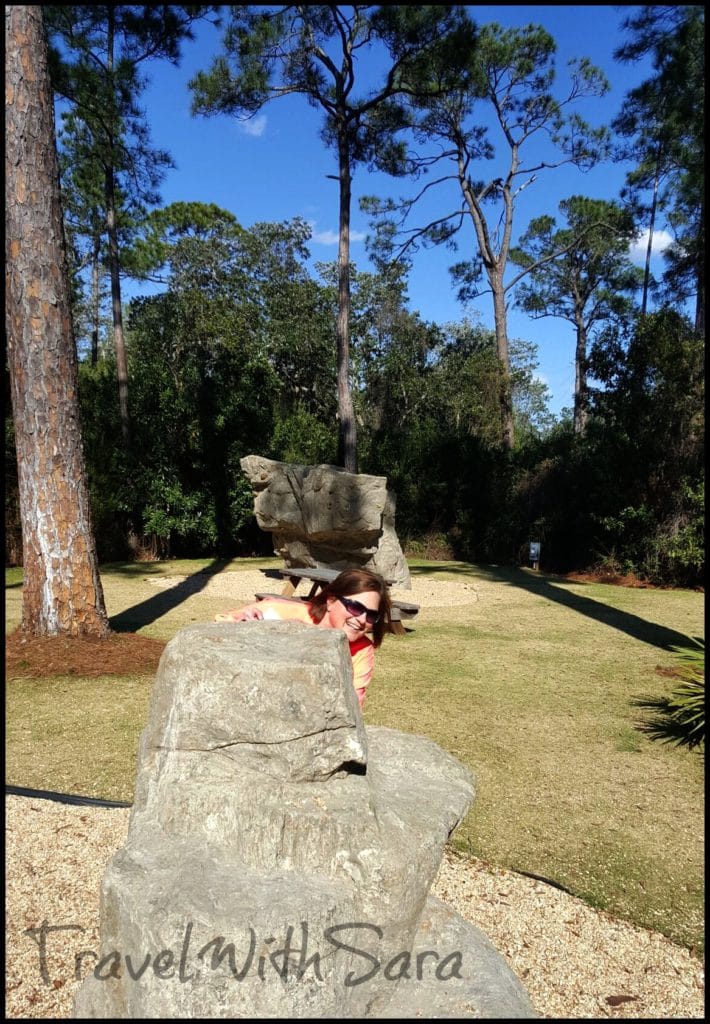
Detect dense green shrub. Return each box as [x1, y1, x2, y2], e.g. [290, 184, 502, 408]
[269, 405, 338, 466]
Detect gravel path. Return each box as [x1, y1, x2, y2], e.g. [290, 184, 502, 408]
[5, 796, 703, 1019]
[144, 566, 485, 609]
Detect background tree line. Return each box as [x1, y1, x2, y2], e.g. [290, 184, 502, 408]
[6, 4, 704, 590]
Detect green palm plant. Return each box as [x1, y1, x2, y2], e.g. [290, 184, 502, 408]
[632, 639, 705, 750]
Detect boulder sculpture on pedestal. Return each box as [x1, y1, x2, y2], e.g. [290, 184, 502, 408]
[240, 455, 411, 588]
[74, 622, 535, 1019]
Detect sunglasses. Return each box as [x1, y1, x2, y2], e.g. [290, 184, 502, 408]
[339, 596, 381, 625]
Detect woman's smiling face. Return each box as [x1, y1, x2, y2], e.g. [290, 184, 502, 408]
[324, 590, 381, 641]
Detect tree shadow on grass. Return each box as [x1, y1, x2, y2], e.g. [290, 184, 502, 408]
[419, 561, 700, 655]
[409, 562, 478, 577]
[108, 559, 232, 633]
[107, 556, 700, 654]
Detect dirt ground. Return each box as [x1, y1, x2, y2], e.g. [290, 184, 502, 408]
[565, 570, 664, 588]
[5, 629, 166, 680]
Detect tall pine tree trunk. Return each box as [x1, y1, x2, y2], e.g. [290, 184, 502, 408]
[337, 129, 357, 473]
[91, 234, 101, 365]
[461, 170, 516, 451]
[105, 8, 131, 446]
[5, 4, 110, 638]
[491, 274, 515, 450]
[694, 202, 704, 336]
[105, 167, 131, 445]
[573, 323, 589, 435]
[642, 152, 661, 316]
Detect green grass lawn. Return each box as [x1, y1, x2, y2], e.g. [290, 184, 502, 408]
[5, 558, 704, 955]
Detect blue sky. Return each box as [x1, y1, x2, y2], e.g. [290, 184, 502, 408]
[124, 4, 666, 417]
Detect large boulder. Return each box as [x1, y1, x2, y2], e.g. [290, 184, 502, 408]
[74, 622, 535, 1019]
[240, 455, 411, 587]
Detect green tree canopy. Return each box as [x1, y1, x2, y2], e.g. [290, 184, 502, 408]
[614, 5, 704, 331]
[189, 4, 475, 471]
[364, 20, 610, 449]
[510, 196, 642, 434]
[46, 4, 218, 447]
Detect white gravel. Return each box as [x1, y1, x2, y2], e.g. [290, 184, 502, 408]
[5, 796, 704, 1019]
[146, 567, 484, 608]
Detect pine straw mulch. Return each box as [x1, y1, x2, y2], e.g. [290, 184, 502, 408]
[5, 629, 166, 680]
[562, 569, 704, 591]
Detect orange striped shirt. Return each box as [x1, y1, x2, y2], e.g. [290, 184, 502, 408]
[216, 597, 374, 708]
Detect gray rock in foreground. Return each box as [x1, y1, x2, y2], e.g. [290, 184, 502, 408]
[379, 896, 536, 1018]
[73, 622, 534, 1018]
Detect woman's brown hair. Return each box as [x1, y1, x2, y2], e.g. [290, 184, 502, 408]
[309, 568, 392, 647]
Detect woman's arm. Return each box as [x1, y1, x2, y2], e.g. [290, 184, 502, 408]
[215, 601, 263, 622]
[216, 598, 313, 624]
[351, 642, 374, 709]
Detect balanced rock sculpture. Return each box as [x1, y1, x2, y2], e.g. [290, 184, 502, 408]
[240, 455, 411, 588]
[74, 622, 535, 1018]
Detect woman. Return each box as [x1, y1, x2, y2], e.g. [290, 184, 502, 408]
[216, 568, 391, 709]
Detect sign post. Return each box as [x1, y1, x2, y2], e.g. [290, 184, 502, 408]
[529, 541, 541, 571]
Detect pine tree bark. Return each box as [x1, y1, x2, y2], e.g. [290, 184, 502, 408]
[337, 128, 357, 473]
[105, 7, 131, 446]
[5, 5, 110, 637]
[573, 323, 590, 436]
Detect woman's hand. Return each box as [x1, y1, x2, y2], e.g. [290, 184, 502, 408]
[236, 606, 263, 621]
[215, 606, 263, 623]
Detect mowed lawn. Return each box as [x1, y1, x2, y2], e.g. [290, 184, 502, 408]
[5, 559, 704, 954]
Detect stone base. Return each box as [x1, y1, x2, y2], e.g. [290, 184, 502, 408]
[74, 894, 535, 1019]
[72, 624, 534, 1018]
[377, 895, 536, 1018]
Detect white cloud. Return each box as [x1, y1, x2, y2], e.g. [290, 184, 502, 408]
[239, 115, 267, 138]
[309, 222, 366, 245]
[629, 228, 674, 263]
[310, 227, 339, 244]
